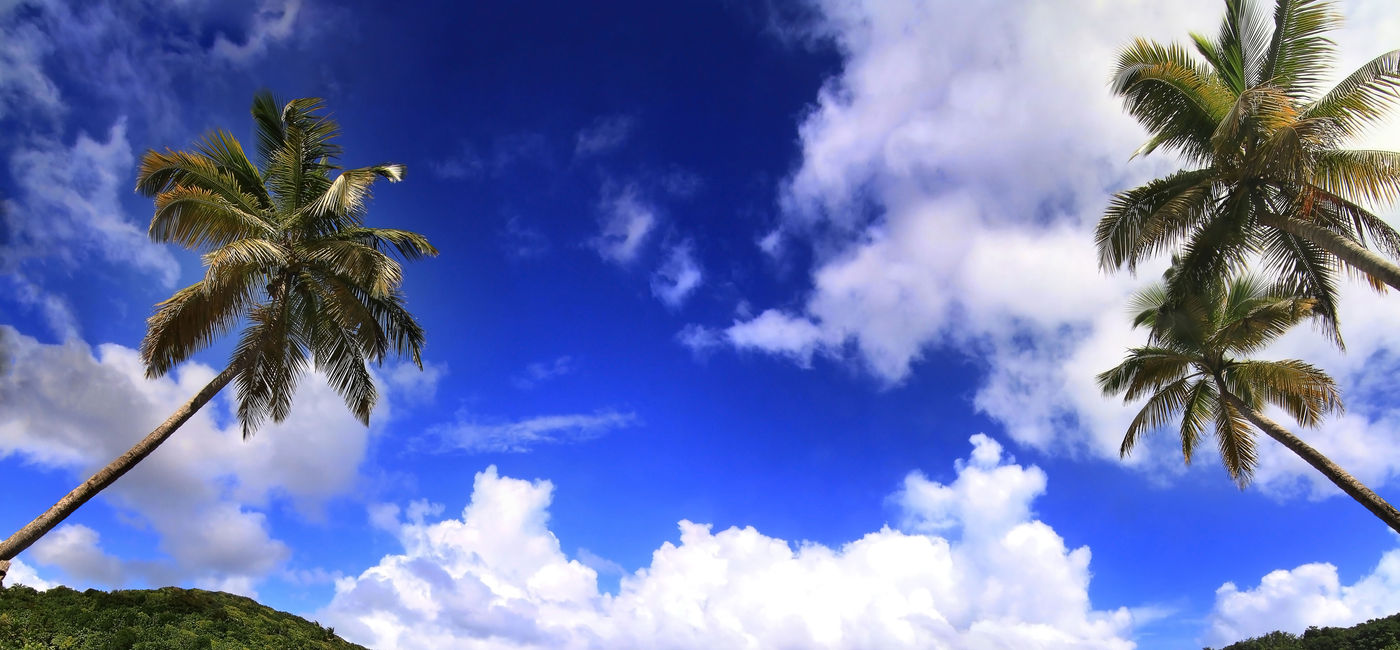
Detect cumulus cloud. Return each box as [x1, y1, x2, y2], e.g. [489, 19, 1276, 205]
[650, 241, 703, 308]
[575, 114, 636, 158]
[5, 558, 55, 591]
[319, 435, 1139, 649]
[1205, 548, 1400, 647]
[426, 410, 638, 454]
[0, 326, 404, 592]
[591, 185, 657, 265]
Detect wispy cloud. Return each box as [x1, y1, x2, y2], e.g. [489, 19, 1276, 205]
[210, 0, 302, 62]
[500, 215, 551, 260]
[575, 114, 636, 158]
[511, 355, 575, 390]
[650, 241, 704, 308]
[591, 185, 656, 265]
[428, 410, 638, 453]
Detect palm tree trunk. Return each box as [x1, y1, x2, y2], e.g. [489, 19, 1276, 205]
[1260, 213, 1400, 292]
[0, 365, 238, 588]
[1222, 391, 1400, 535]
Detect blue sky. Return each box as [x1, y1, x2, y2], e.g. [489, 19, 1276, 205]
[4, 0, 1400, 648]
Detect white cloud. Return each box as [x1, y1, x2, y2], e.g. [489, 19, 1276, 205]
[575, 114, 636, 158]
[427, 410, 638, 454]
[319, 436, 1140, 649]
[650, 241, 704, 308]
[210, 0, 302, 62]
[1205, 548, 1400, 647]
[0, 3, 62, 123]
[385, 359, 447, 406]
[5, 558, 55, 591]
[0, 326, 402, 591]
[591, 185, 657, 265]
[29, 524, 125, 586]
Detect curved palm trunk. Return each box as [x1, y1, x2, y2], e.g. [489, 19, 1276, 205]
[0, 365, 238, 588]
[1222, 391, 1400, 535]
[1260, 213, 1400, 292]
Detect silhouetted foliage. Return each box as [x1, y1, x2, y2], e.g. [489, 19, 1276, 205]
[0, 585, 364, 649]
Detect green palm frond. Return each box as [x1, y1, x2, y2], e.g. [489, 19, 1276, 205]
[1256, 226, 1343, 345]
[1112, 39, 1231, 163]
[1260, 0, 1339, 96]
[335, 227, 440, 261]
[136, 149, 265, 217]
[1311, 149, 1400, 207]
[194, 129, 271, 209]
[141, 274, 260, 379]
[1306, 49, 1400, 139]
[1098, 169, 1217, 271]
[1215, 396, 1259, 486]
[1179, 378, 1218, 464]
[148, 186, 273, 252]
[1226, 359, 1340, 426]
[1120, 376, 1194, 457]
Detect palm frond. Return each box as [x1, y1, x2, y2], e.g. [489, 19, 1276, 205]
[232, 299, 309, 438]
[1098, 347, 1197, 402]
[136, 149, 265, 216]
[1256, 226, 1343, 346]
[334, 227, 439, 261]
[1097, 169, 1217, 271]
[1226, 359, 1341, 427]
[302, 239, 404, 298]
[251, 90, 287, 170]
[1179, 378, 1218, 465]
[1259, 0, 1340, 97]
[1306, 49, 1400, 139]
[1310, 149, 1400, 208]
[141, 273, 260, 379]
[1112, 39, 1231, 163]
[193, 129, 271, 209]
[1215, 394, 1260, 487]
[148, 186, 273, 252]
[1120, 376, 1193, 457]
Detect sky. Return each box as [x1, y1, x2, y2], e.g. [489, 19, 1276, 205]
[3, 0, 1400, 648]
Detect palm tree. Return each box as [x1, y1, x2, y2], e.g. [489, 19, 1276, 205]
[1098, 272, 1400, 533]
[0, 92, 436, 587]
[1096, 0, 1400, 344]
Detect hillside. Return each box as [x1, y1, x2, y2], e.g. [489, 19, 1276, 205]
[1212, 611, 1400, 649]
[0, 585, 364, 649]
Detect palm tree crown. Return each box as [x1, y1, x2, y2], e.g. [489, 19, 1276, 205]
[1098, 273, 1339, 485]
[135, 91, 437, 436]
[1096, 0, 1400, 346]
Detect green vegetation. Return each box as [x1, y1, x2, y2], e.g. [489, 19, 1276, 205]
[0, 584, 364, 649]
[1209, 611, 1400, 649]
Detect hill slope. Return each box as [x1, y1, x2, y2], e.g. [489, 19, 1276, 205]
[0, 585, 365, 649]
[1212, 611, 1400, 649]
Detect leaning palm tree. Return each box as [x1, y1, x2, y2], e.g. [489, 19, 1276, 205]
[1098, 271, 1400, 533]
[1096, 0, 1400, 344]
[0, 92, 436, 587]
